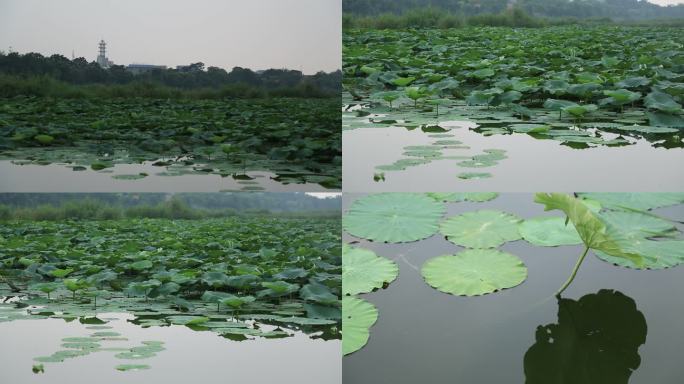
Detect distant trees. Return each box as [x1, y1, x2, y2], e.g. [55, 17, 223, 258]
[0, 52, 341, 96]
[342, 0, 684, 20]
[0, 193, 341, 221]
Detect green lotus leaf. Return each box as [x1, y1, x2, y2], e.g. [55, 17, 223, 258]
[219, 295, 255, 309]
[598, 210, 677, 239]
[342, 244, 398, 296]
[421, 249, 527, 296]
[520, 217, 583, 247]
[644, 91, 682, 113]
[426, 193, 499, 202]
[457, 172, 492, 180]
[115, 364, 150, 371]
[647, 111, 684, 127]
[274, 316, 336, 326]
[534, 193, 644, 266]
[440, 210, 522, 248]
[342, 296, 378, 355]
[594, 239, 684, 270]
[614, 125, 678, 133]
[578, 193, 684, 211]
[299, 282, 338, 305]
[510, 124, 550, 134]
[343, 193, 445, 243]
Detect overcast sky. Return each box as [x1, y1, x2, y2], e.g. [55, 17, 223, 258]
[0, 0, 341, 74]
[648, 0, 684, 5]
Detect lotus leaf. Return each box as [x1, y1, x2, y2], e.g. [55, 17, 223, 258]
[421, 249, 527, 296]
[343, 193, 445, 243]
[440, 210, 522, 248]
[342, 296, 378, 355]
[342, 244, 398, 296]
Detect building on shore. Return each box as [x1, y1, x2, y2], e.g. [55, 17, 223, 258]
[126, 63, 167, 74]
[96, 40, 114, 68]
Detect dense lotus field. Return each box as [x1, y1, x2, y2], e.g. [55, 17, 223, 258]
[341, 192, 684, 355]
[0, 216, 341, 370]
[343, 26, 684, 179]
[0, 97, 341, 188]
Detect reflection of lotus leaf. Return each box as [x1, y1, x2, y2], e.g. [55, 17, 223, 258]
[421, 249, 527, 296]
[524, 290, 647, 384]
[344, 193, 445, 243]
[343, 244, 398, 295]
[440, 210, 522, 248]
[342, 296, 378, 355]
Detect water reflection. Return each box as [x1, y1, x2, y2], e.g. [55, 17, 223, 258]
[524, 289, 647, 384]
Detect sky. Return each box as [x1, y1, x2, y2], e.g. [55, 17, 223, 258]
[0, 0, 341, 74]
[647, 0, 684, 5]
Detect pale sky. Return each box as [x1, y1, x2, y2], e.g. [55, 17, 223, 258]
[0, 0, 341, 74]
[647, 0, 684, 5]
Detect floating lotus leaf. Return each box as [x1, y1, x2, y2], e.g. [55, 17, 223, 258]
[342, 296, 378, 355]
[426, 193, 499, 202]
[421, 249, 527, 296]
[520, 217, 583, 247]
[458, 159, 496, 168]
[440, 210, 522, 248]
[510, 124, 550, 133]
[578, 193, 684, 211]
[274, 316, 337, 325]
[343, 193, 445, 243]
[614, 125, 678, 133]
[342, 244, 398, 295]
[457, 172, 492, 180]
[115, 364, 150, 371]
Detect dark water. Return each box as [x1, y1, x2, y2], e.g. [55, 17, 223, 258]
[0, 312, 341, 384]
[342, 194, 684, 384]
[343, 127, 684, 192]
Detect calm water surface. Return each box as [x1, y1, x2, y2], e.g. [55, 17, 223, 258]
[343, 194, 684, 384]
[0, 311, 340, 384]
[343, 127, 684, 192]
[0, 161, 330, 192]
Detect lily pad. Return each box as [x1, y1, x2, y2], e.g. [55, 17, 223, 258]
[343, 244, 398, 295]
[115, 364, 151, 371]
[457, 172, 492, 180]
[426, 193, 499, 202]
[343, 193, 445, 243]
[520, 217, 583, 247]
[440, 210, 522, 248]
[342, 296, 378, 355]
[421, 249, 528, 296]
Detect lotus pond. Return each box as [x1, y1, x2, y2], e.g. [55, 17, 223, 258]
[342, 193, 684, 383]
[343, 26, 684, 191]
[0, 97, 341, 191]
[0, 216, 341, 382]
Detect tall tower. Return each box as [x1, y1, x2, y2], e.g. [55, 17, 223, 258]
[96, 40, 110, 68]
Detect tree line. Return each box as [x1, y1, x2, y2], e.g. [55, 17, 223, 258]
[0, 52, 341, 98]
[343, 0, 684, 21]
[0, 192, 341, 216]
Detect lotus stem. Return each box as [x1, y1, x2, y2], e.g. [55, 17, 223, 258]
[556, 246, 590, 297]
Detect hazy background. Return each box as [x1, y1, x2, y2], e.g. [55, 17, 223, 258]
[650, 0, 684, 5]
[0, 0, 341, 74]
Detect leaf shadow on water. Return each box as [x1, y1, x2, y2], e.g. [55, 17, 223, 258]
[524, 289, 647, 384]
